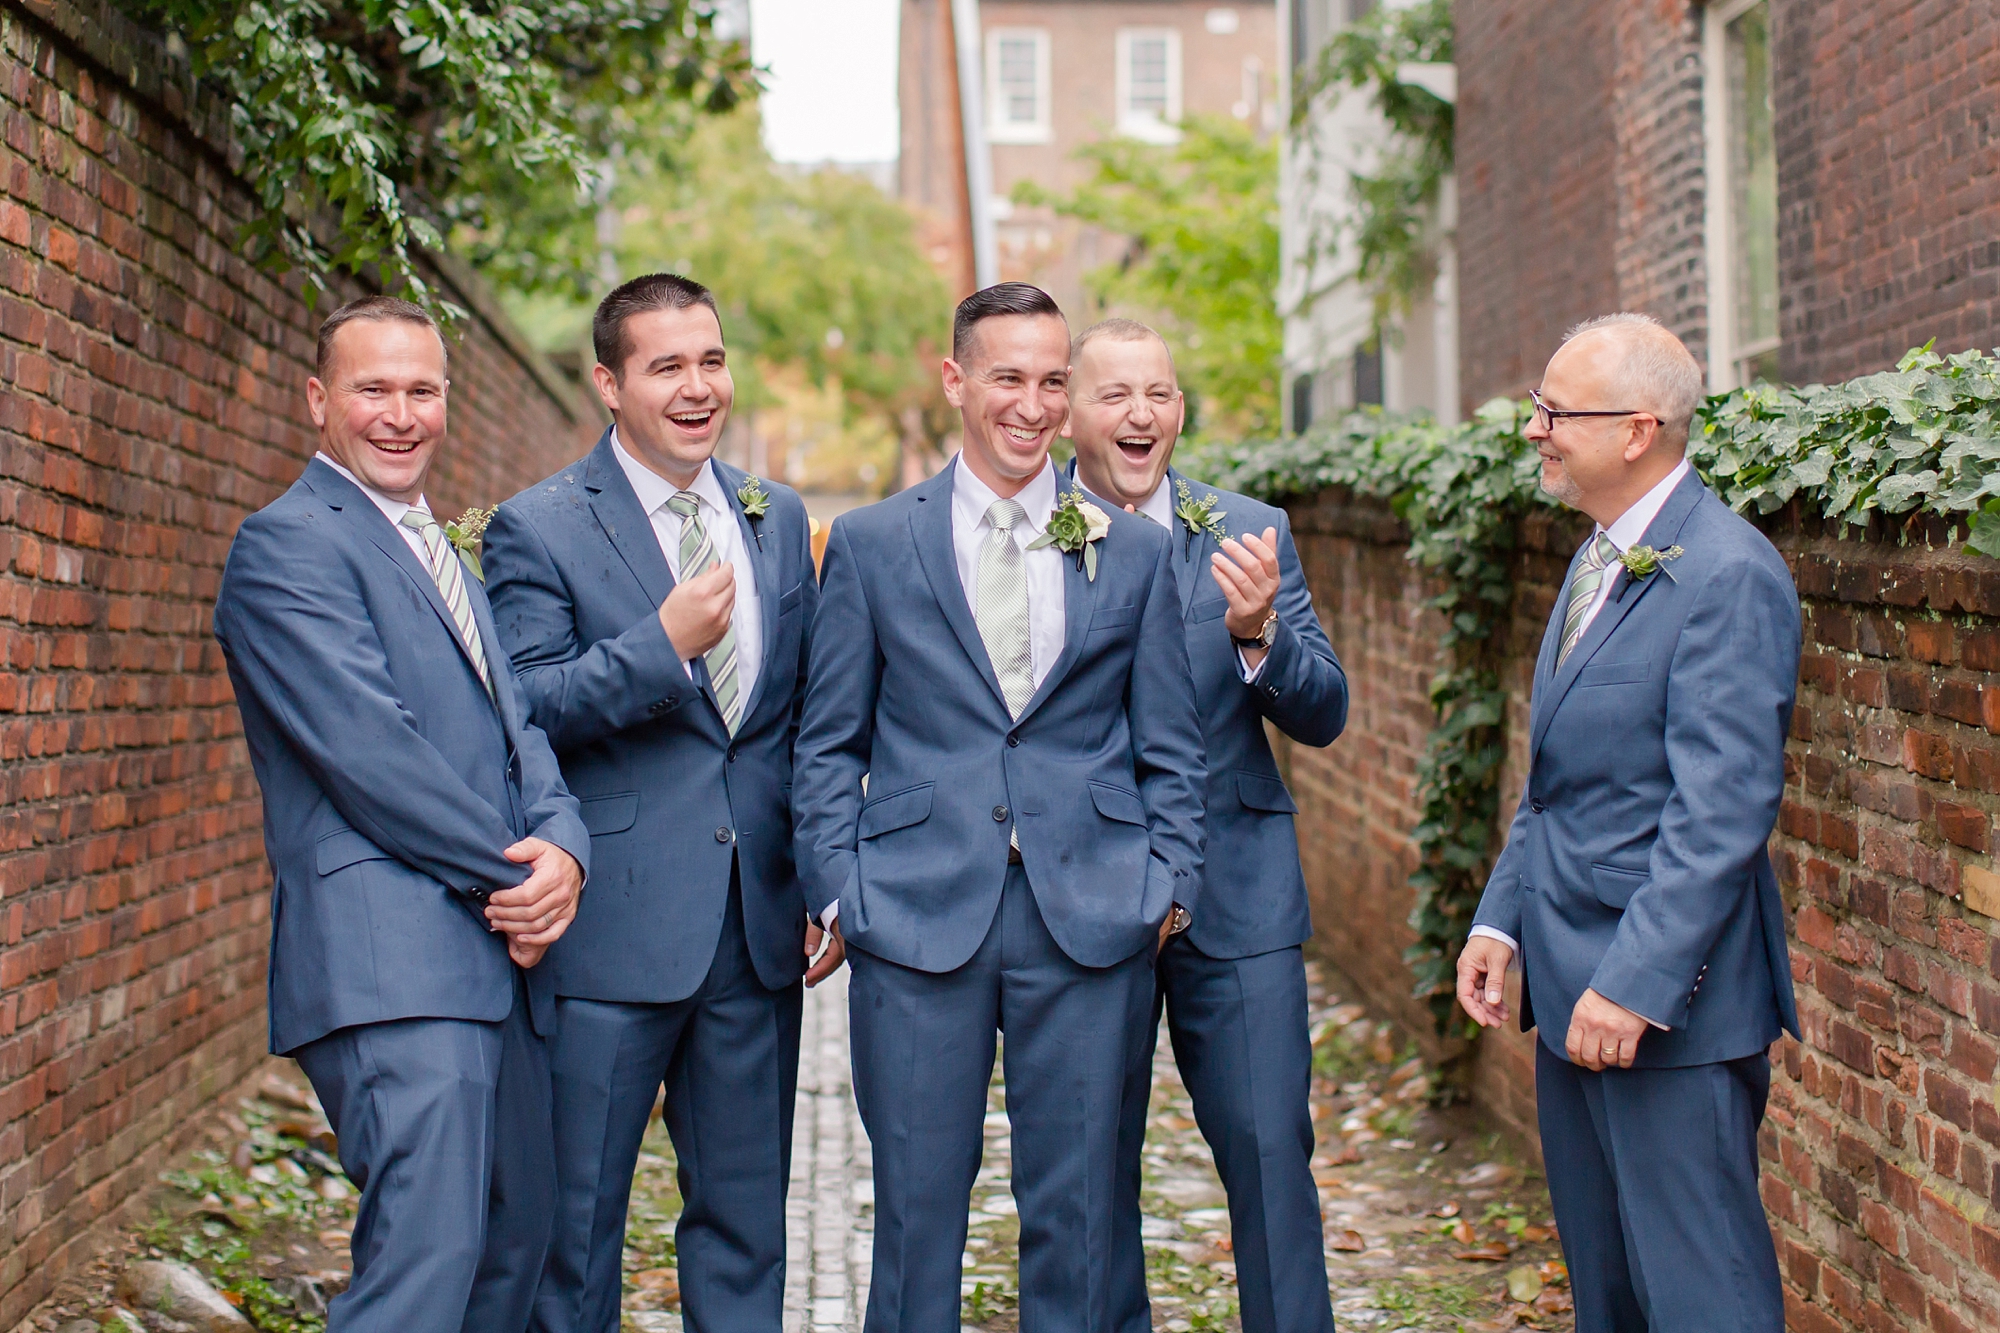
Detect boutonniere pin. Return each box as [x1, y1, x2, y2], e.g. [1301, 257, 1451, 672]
[445, 506, 495, 582]
[1617, 544, 1683, 583]
[1172, 478, 1229, 558]
[737, 475, 771, 547]
[1028, 488, 1112, 581]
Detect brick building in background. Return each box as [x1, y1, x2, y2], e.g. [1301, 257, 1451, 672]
[1281, 3, 2000, 1331]
[900, 0, 1280, 318]
[0, 1, 598, 1320]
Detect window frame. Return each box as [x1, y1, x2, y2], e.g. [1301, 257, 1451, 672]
[1702, 0, 1780, 390]
[1116, 26, 1184, 143]
[986, 27, 1053, 146]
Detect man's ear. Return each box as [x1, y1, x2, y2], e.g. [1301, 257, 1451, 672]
[591, 362, 622, 417]
[306, 376, 328, 429]
[1622, 415, 1661, 463]
[941, 357, 966, 408]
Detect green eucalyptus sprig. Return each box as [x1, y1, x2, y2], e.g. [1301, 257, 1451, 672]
[445, 506, 495, 582]
[1173, 478, 1230, 558]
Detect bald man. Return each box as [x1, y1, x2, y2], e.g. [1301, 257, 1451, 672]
[1456, 314, 1799, 1333]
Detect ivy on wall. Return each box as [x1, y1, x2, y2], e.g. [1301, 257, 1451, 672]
[1186, 344, 2000, 1035]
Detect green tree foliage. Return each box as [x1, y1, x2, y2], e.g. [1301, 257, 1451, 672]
[125, 0, 752, 314]
[1188, 343, 2000, 1035]
[1293, 0, 1453, 322]
[1014, 117, 1282, 442]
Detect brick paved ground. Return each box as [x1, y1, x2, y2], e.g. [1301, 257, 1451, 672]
[19, 958, 1575, 1332]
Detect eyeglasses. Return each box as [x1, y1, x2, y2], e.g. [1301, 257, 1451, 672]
[1529, 387, 1659, 432]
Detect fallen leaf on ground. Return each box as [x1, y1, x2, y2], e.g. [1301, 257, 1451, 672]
[1533, 1287, 1574, 1315]
[1537, 1259, 1569, 1287]
[1453, 1242, 1513, 1262]
[1505, 1264, 1545, 1303]
[1455, 1162, 1517, 1188]
[1519, 1224, 1553, 1244]
[1449, 1219, 1476, 1245]
[1433, 1200, 1462, 1218]
[1329, 1230, 1366, 1252]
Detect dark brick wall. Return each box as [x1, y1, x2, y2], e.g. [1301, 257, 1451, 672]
[0, 3, 598, 1320]
[1771, 0, 2000, 385]
[1285, 487, 2000, 1330]
[1610, 0, 1708, 364]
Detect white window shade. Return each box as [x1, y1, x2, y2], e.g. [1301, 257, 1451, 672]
[987, 28, 1051, 145]
[1117, 28, 1182, 143]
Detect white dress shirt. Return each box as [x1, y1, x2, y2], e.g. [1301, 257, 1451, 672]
[950, 454, 1066, 691]
[1135, 475, 1267, 683]
[316, 452, 430, 562]
[1470, 458, 1690, 1027]
[612, 430, 762, 704]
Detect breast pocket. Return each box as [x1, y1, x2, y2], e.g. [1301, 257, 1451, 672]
[1189, 597, 1229, 625]
[1088, 604, 1137, 634]
[1576, 660, 1650, 688]
[779, 582, 803, 617]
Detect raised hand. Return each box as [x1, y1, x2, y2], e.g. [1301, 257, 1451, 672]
[1211, 527, 1281, 667]
[660, 561, 736, 661]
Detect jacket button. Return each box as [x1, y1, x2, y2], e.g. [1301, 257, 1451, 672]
[714, 827, 732, 843]
[993, 805, 1009, 822]
[1007, 734, 1019, 747]
[649, 700, 668, 716]
[1530, 799, 1546, 813]
[728, 748, 739, 762]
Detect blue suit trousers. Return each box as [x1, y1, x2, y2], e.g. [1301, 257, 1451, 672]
[532, 871, 802, 1333]
[1110, 941, 1333, 1333]
[293, 973, 554, 1333]
[1535, 1040, 1782, 1333]
[849, 865, 1156, 1333]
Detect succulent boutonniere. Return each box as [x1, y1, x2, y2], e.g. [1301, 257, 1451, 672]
[1617, 544, 1684, 583]
[445, 506, 495, 582]
[1028, 487, 1112, 581]
[737, 475, 771, 547]
[1173, 477, 1229, 558]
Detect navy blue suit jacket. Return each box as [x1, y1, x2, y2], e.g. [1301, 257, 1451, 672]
[482, 431, 817, 1003]
[792, 460, 1208, 973]
[1075, 466, 1348, 958]
[1471, 471, 1802, 1067]
[214, 460, 591, 1055]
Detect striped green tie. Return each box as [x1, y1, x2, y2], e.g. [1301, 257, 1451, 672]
[666, 491, 743, 734]
[1557, 532, 1621, 666]
[399, 509, 494, 698]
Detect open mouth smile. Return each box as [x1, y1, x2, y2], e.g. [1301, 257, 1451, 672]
[1116, 436, 1158, 464]
[670, 410, 717, 433]
[1001, 424, 1043, 445]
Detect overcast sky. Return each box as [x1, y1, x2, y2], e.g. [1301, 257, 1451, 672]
[750, 0, 901, 164]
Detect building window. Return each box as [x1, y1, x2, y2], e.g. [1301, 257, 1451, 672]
[1352, 340, 1383, 407]
[1703, 0, 1779, 387]
[1291, 373, 1315, 434]
[987, 29, 1051, 145]
[1117, 28, 1183, 142]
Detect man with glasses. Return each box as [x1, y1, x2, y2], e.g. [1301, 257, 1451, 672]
[1457, 314, 1799, 1333]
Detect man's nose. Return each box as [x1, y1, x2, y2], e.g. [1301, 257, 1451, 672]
[383, 391, 418, 429]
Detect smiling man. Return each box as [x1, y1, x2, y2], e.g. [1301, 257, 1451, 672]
[213, 296, 590, 1332]
[793, 284, 1206, 1332]
[1457, 314, 1799, 1333]
[1062, 319, 1348, 1333]
[482, 273, 823, 1333]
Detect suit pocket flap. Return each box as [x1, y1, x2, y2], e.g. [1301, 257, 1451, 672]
[1190, 597, 1229, 624]
[1576, 659, 1650, 687]
[579, 792, 640, 836]
[779, 582, 804, 614]
[1235, 771, 1298, 813]
[1088, 603, 1137, 632]
[1590, 862, 1648, 909]
[316, 828, 393, 876]
[1088, 781, 1147, 826]
[859, 783, 934, 839]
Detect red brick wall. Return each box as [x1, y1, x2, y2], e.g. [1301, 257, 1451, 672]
[0, 3, 598, 1320]
[1285, 487, 2000, 1330]
[1771, 0, 2000, 386]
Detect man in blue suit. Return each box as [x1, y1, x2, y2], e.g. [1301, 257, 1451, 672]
[1064, 319, 1348, 1333]
[482, 273, 824, 1333]
[1458, 314, 1800, 1333]
[793, 284, 1207, 1333]
[213, 296, 590, 1333]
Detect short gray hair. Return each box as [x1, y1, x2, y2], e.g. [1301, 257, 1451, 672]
[1070, 317, 1174, 373]
[1560, 312, 1705, 448]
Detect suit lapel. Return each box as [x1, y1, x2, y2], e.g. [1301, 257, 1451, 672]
[1170, 472, 1222, 615]
[1014, 539, 1096, 726]
[583, 433, 678, 610]
[910, 463, 1013, 714]
[711, 457, 784, 728]
[1530, 472, 1708, 758]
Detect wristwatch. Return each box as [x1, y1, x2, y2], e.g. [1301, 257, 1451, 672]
[1231, 608, 1278, 650]
[1166, 904, 1193, 936]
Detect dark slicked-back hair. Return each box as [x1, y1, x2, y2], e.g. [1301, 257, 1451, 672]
[951, 282, 1064, 364]
[594, 272, 722, 380]
[316, 295, 445, 380]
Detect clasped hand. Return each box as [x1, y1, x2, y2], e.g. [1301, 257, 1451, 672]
[1455, 936, 1648, 1070]
[485, 837, 584, 968]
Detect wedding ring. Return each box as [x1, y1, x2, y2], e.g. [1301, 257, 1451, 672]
[1600, 1046, 1618, 1056]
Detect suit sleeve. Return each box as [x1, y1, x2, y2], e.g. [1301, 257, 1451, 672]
[787, 501, 822, 760]
[489, 636, 591, 879]
[1245, 511, 1348, 746]
[214, 513, 532, 899]
[1588, 555, 1802, 1027]
[1130, 531, 1208, 913]
[791, 519, 881, 921]
[1471, 795, 1534, 944]
[481, 501, 696, 753]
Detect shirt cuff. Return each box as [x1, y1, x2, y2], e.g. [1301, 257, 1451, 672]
[1237, 647, 1268, 682]
[819, 900, 838, 929]
[1468, 924, 1518, 955]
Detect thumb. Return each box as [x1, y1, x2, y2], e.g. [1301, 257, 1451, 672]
[503, 838, 541, 864]
[1124, 503, 1137, 513]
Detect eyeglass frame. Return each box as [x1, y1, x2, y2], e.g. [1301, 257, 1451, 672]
[1528, 387, 1662, 432]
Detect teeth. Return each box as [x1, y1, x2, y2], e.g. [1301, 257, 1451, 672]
[1003, 426, 1038, 442]
[1118, 438, 1153, 447]
[671, 412, 713, 424]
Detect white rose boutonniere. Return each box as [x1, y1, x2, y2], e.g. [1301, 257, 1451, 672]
[1028, 488, 1112, 581]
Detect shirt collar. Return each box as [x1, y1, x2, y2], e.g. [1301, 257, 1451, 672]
[1137, 473, 1175, 529]
[316, 451, 425, 525]
[1600, 458, 1691, 552]
[611, 427, 727, 519]
[952, 453, 1058, 536]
